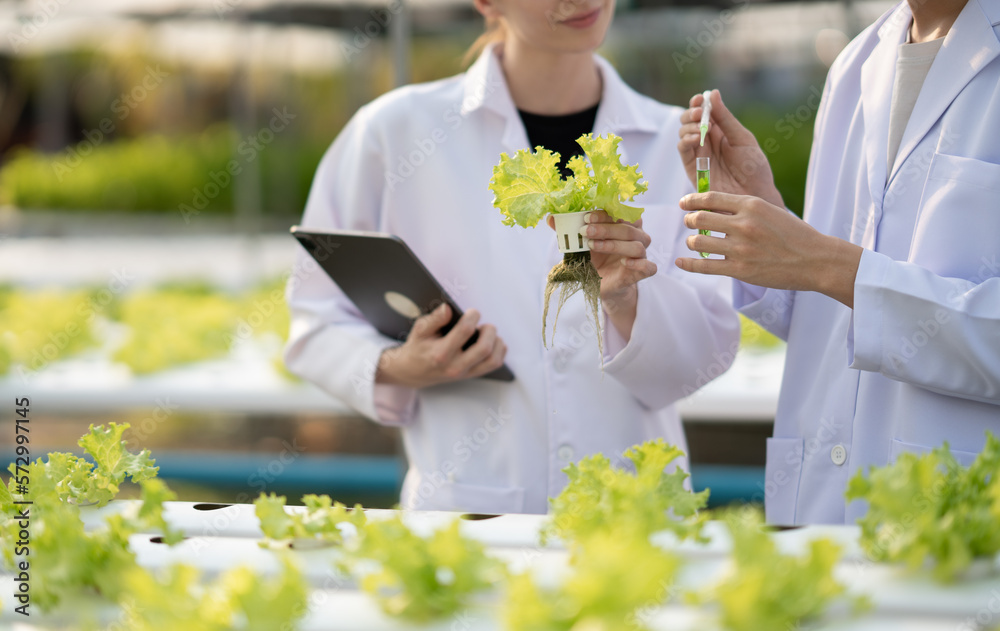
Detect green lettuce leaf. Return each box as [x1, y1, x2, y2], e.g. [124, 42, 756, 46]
[347, 517, 505, 622]
[77, 423, 159, 503]
[575, 133, 647, 222]
[689, 508, 861, 631]
[503, 530, 678, 631]
[544, 439, 708, 546]
[489, 133, 647, 227]
[254, 492, 365, 547]
[0, 495, 136, 610]
[119, 557, 309, 631]
[489, 146, 564, 228]
[4, 422, 157, 509]
[845, 431, 1000, 582]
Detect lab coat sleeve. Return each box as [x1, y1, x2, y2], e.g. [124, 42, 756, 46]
[283, 106, 418, 426]
[733, 282, 796, 342]
[602, 225, 741, 410]
[849, 248, 1000, 404]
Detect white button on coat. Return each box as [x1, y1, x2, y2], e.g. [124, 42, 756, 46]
[557, 445, 575, 463]
[830, 445, 847, 466]
[284, 44, 740, 515]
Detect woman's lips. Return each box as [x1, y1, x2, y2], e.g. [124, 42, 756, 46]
[560, 7, 601, 29]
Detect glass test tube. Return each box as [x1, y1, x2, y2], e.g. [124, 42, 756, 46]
[696, 157, 711, 259]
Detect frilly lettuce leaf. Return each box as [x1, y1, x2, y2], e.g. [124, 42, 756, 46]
[119, 557, 309, 631]
[689, 508, 861, 631]
[488, 146, 564, 228]
[0, 494, 136, 610]
[346, 517, 505, 622]
[543, 439, 709, 546]
[845, 431, 1000, 582]
[576, 133, 647, 223]
[504, 530, 679, 631]
[3, 422, 158, 509]
[254, 492, 365, 547]
[489, 133, 647, 227]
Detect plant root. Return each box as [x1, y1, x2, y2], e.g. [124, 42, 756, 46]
[542, 251, 603, 359]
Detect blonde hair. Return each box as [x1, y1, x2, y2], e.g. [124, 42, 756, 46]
[463, 15, 506, 67]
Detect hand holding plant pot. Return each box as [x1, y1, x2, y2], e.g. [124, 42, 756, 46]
[489, 133, 647, 360]
[545, 210, 657, 341]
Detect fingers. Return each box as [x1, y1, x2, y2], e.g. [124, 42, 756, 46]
[437, 308, 480, 359]
[685, 232, 731, 257]
[707, 89, 756, 146]
[683, 209, 733, 233]
[467, 332, 508, 378]
[679, 191, 746, 214]
[584, 221, 651, 248]
[546, 215, 555, 230]
[674, 256, 732, 276]
[623, 257, 657, 278]
[448, 323, 498, 378]
[591, 238, 647, 259]
[585, 210, 614, 224]
[411, 302, 451, 339]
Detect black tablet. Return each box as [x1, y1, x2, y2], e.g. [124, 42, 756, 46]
[291, 227, 514, 382]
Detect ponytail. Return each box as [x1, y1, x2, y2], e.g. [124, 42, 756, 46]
[462, 15, 506, 67]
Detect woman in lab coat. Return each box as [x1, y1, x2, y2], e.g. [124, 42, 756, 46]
[676, 0, 1000, 524]
[285, 0, 739, 514]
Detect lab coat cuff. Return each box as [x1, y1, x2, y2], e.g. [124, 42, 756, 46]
[372, 380, 419, 427]
[604, 285, 665, 374]
[601, 303, 631, 362]
[733, 278, 768, 310]
[604, 288, 652, 372]
[340, 338, 417, 427]
[848, 248, 890, 372]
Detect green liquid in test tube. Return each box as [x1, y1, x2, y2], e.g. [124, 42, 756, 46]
[696, 157, 711, 258]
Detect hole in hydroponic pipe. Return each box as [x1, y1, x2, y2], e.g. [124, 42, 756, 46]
[767, 525, 804, 532]
[193, 503, 232, 511]
[150, 536, 187, 544]
[578, 234, 584, 248]
[564, 234, 570, 250]
[460, 513, 502, 521]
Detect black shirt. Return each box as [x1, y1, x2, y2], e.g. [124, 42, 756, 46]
[517, 103, 600, 177]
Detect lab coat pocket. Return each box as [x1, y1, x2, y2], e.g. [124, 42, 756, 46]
[437, 481, 526, 515]
[910, 153, 1000, 279]
[764, 437, 804, 526]
[888, 438, 980, 467]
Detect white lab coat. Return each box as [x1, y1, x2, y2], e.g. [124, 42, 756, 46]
[285, 44, 739, 514]
[738, 0, 1000, 524]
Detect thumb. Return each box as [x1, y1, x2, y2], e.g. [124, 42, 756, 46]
[709, 90, 756, 146]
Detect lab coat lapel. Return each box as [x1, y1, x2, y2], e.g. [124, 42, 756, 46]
[860, 6, 908, 208]
[462, 44, 529, 154]
[888, 0, 1000, 185]
[591, 56, 659, 165]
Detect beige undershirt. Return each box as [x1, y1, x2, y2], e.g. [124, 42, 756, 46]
[887, 29, 944, 174]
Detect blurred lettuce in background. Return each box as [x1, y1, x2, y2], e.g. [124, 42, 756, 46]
[0, 124, 326, 216]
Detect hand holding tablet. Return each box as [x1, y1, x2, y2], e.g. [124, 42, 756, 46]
[291, 227, 515, 383]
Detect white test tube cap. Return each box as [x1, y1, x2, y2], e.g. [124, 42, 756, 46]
[696, 157, 710, 171]
[552, 210, 591, 253]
